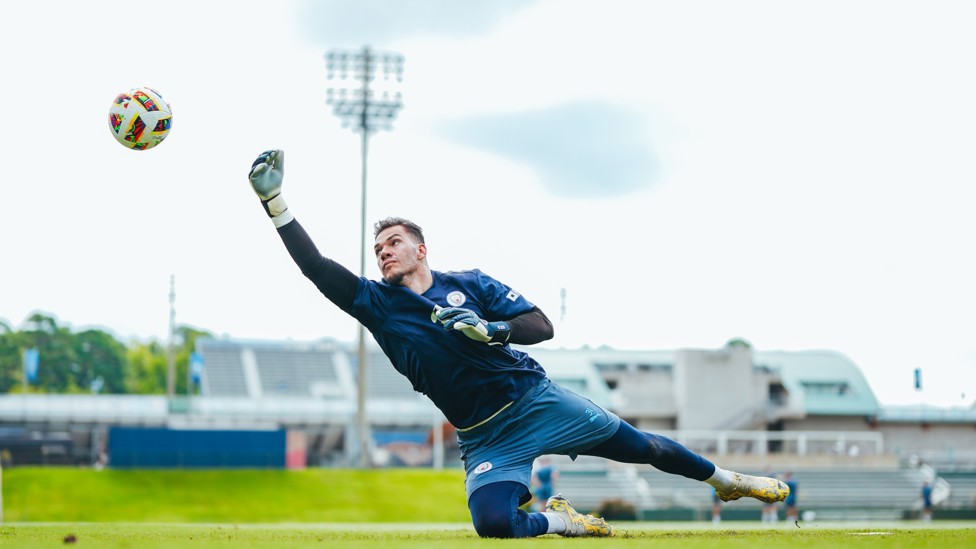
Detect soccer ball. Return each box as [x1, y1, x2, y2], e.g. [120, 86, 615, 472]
[107, 87, 173, 150]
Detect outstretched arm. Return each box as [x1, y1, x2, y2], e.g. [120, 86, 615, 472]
[276, 221, 359, 314]
[249, 149, 359, 313]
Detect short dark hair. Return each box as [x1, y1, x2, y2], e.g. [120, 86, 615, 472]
[373, 217, 425, 244]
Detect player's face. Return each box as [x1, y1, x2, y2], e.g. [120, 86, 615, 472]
[374, 226, 426, 285]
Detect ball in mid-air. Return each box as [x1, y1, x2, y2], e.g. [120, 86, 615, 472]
[108, 87, 172, 150]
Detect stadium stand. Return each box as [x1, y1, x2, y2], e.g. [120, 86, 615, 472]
[252, 345, 342, 398]
[197, 340, 249, 397]
[538, 455, 654, 514]
[941, 472, 976, 510]
[550, 461, 946, 520]
[363, 350, 422, 400]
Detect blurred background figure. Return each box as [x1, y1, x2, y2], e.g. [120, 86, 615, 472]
[711, 487, 722, 525]
[531, 457, 559, 512]
[783, 471, 798, 522]
[921, 481, 933, 523]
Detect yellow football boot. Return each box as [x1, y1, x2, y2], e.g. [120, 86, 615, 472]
[715, 472, 790, 503]
[545, 494, 615, 537]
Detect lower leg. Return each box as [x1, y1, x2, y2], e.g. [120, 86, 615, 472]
[583, 422, 789, 503]
[583, 421, 715, 480]
[468, 482, 549, 538]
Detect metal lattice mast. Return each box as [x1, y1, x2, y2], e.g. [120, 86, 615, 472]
[166, 274, 176, 398]
[325, 46, 404, 468]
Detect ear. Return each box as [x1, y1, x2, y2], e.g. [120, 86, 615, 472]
[416, 243, 427, 261]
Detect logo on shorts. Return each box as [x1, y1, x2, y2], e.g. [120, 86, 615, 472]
[473, 461, 493, 475]
[506, 290, 520, 302]
[447, 291, 466, 306]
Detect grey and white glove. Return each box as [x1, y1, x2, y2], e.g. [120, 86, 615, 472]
[431, 306, 511, 346]
[248, 149, 293, 228]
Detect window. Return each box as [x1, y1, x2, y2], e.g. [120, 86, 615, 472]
[636, 363, 671, 372]
[801, 381, 851, 395]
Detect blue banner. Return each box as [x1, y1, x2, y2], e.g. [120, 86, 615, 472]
[190, 352, 204, 385]
[23, 348, 39, 384]
[108, 427, 286, 468]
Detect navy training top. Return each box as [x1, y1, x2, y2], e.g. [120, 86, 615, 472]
[278, 219, 547, 429]
[352, 270, 546, 428]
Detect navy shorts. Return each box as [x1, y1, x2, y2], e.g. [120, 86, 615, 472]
[457, 377, 621, 499]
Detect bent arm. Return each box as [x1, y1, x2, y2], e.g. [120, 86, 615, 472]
[277, 219, 359, 314]
[506, 306, 554, 345]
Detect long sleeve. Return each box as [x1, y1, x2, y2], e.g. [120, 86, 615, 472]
[506, 306, 554, 345]
[276, 219, 360, 314]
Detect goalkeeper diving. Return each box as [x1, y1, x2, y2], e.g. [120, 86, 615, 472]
[247, 149, 789, 538]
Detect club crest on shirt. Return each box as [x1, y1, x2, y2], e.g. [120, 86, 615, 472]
[447, 291, 466, 307]
[474, 461, 493, 475]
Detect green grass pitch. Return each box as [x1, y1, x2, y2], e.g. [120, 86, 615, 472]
[2, 468, 974, 547]
[2, 523, 975, 548]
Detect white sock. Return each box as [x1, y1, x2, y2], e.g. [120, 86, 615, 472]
[543, 512, 567, 534]
[704, 466, 735, 490]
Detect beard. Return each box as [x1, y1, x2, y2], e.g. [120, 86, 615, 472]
[382, 262, 413, 286]
[384, 270, 406, 286]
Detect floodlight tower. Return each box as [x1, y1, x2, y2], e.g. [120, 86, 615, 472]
[166, 274, 176, 398]
[325, 46, 404, 468]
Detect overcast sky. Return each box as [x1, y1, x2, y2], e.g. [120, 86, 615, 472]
[1, 0, 974, 408]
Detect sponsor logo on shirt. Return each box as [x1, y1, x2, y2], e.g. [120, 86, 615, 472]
[447, 291, 466, 306]
[474, 461, 493, 475]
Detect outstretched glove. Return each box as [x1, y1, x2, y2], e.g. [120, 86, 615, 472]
[431, 306, 511, 346]
[248, 149, 293, 228]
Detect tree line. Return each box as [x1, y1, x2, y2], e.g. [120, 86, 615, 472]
[0, 313, 210, 395]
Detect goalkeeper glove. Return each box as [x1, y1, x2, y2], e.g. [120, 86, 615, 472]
[431, 306, 511, 346]
[248, 149, 293, 228]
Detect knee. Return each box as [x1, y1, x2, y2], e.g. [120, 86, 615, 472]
[472, 507, 516, 538]
[646, 433, 664, 455]
[645, 433, 674, 461]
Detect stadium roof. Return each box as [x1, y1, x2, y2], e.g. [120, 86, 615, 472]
[753, 350, 882, 416]
[536, 346, 888, 417]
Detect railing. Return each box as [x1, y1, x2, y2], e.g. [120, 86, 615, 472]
[903, 450, 976, 472]
[0, 394, 437, 425]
